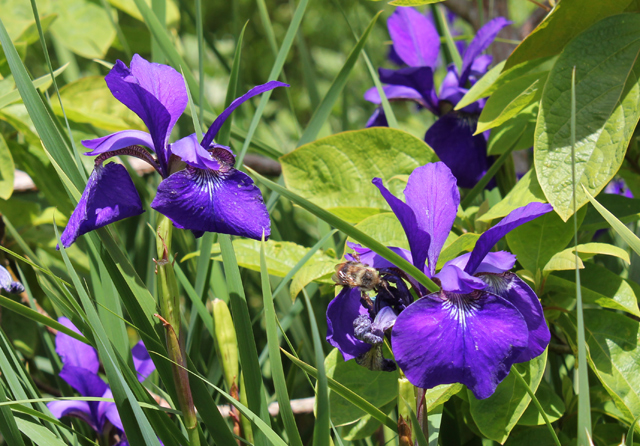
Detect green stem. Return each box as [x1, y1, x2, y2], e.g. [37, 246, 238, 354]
[512, 368, 561, 446]
[155, 216, 200, 446]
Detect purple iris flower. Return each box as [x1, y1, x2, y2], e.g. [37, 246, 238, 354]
[59, 54, 287, 248]
[0, 265, 24, 294]
[369, 161, 551, 399]
[364, 8, 510, 188]
[47, 318, 156, 445]
[605, 178, 634, 198]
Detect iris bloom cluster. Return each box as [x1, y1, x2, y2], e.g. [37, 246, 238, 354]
[47, 318, 156, 445]
[60, 54, 287, 248]
[364, 8, 510, 188]
[327, 162, 552, 399]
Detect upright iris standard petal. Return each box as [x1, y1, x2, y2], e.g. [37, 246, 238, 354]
[373, 178, 431, 272]
[56, 317, 99, 373]
[392, 291, 529, 399]
[434, 264, 486, 294]
[403, 162, 460, 276]
[481, 273, 550, 363]
[201, 81, 289, 148]
[151, 165, 270, 240]
[464, 202, 553, 274]
[459, 17, 511, 85]
[169, 134, 224, 171]
[106, 54, 187, 171]
[387, 7, 440, 68]
[326, 288, 371, 361]
[424, 113, 491, 189]
[59, 364, 109, 398]
[0, 265, 24, 294]
[82, 130, 155, 157]
[60, 163, 144, 248]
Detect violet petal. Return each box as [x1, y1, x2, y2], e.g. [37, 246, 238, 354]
[169, 133, 226, 170]
[151, 167, 270, 240]
[98, 389, 124, 431]
[0, 266, 24, 294]
[59, 364, 108, 398]
[47, 400, 99, 432]
[392, 290, 529, 399]
[460, 17, 511, 85]
[82, 130, 154, 157]
[388, 7, 440, 68]
[434, 264, 487, 294]
[424, 113, 491, 189]
[131, 341, 156, 382]
[201, 81, 289, 148]
[364, 85, 427, 106]
[59, 163, 145, 248]
[326, 288, 371, 361]
[481, 273, 550, 363]
[444, 251, 516, 274]
[56, 317, 99, 373]
[464, 202, 554, 274]
[379, 67, 438, 113]
[365, 107, 389, 128]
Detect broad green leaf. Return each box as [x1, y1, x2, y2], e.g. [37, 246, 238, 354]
[469, 351, 547, 443]
[542, 249, 583, 273]
[289, 259, 335, 300]
[479, 169, 547, 222]
[281, 128, 438, 223]
[0, 64, 67, 110]
[325, 348, 399, 426]
[557, 310, 640, 427]
[0, 0, 55, 41]
[0, 133, 14, 200]
[573, 242, 630, 264]
[456, 61, 506, 110]
[436, 233, 480, 269]
[50, 76, 145, 132]
[506, 207, 585, 275]
[476, 72, 547, 134]
[518, 379, 565, 426]
[487, 108, 536, 156]
[14, 14, 57, 45]
[503, 426, 563, 446]
[581, 194, 640, 231]
[584, 187, 640, 256]
[534, 14, 640, 221]
[504, 0, 634, 70]
[546, 264, 640, 317]
[108, 0, 179, 24]
[206, 238, 335, 278]
[49, 0, 115, 59]
[341, 401, 395, 441]
[351, 213, 408, 249]
[15, 418, 66, 446]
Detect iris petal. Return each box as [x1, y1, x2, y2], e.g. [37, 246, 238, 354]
[434, 264, 486, 294]
[481, 273, 550, 363]
[444, 251, 516, 274]
[59, 364, 109, 398]
[365, 107, 389, 128]
[326, 288, 371, 361]
[131, 341, 156, 382]
[379, 67, 438, 113]
[387, 7, 440, 68]
[60, 163, 144, 248]
[424, 113, 491, 189]
[0, 265, 24, 294]
[55, 317, 99, 373]
[151, 167, 270, 240]
[392, 291, 528, 399]
[364, 85, 427, 106]
[464, 202, 554, 274]
[47, 400, 99, 432]
[460, 17, 511, 85]
[82, 130, 154, 156]
[106, 55, 187, 171]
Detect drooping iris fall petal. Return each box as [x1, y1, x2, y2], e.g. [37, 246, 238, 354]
[326, 288, 372, 361]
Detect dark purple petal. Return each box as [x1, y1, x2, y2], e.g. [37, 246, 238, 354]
[98, 389, 124, 431]
[56, 317, 99, 373]
[59, 364, 108, 398]
[0, 265, 24, 294]
[424, 113, 491, 189]
[392, 290, 529, 399]
[364, 85, 427, 106]
[201, 81, 289, 148]
[169, 133, 227, 170]
[131, 341, 155, 382]
[464, 203, 554, 274]
[346, 242, 414, 269]
[47, 400, 99, 432]
[434, 264, 486, 294]
[373, 178, 431, 272]
[326, 288, 371, 361]
[59, 163, 144, 248]
[460, 17, 511, 85]
[388, 7, 440, 68]
[151, 167, 270, 240]
[106, 55, 187, 172]
[444, 251, 516, 274]
[365, 108, 389, 128]
[82, 130, 154, 156]
[404, 162, 460, 276]
[605, 178, 634, 198]
[379, 67, 438, 113]
[481, 273, 550, 363]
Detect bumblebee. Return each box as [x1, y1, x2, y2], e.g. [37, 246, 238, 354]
[332, 261, 381, 292]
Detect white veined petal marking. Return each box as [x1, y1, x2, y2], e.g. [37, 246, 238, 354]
[442, 293, 480, 330]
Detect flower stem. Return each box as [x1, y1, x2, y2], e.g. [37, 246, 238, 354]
[512, 367, 561, 446]
[155, 216, 200, 446]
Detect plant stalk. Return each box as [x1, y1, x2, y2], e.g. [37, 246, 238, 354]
[155, 216, 200, 446]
